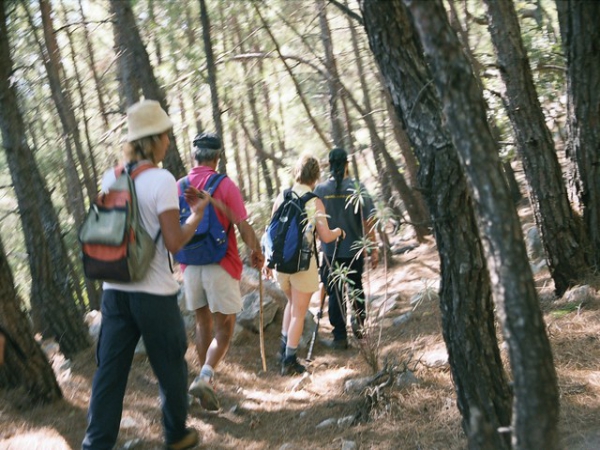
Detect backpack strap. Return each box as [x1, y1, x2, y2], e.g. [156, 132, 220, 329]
[116, 162, 162, 243]
[299, 191, 317, 204]
[299, 191, 319, 268]
[178, 176, 190, 195]
[204, 173, 227, 195]
[197, 173, 233, 236]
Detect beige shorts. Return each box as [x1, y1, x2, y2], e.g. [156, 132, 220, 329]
[183, 264, 242, 314]
[275, 256, 319, 294]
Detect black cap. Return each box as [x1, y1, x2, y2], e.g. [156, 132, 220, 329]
[193, 132, 221, 150]
[329, 147, 348, 164]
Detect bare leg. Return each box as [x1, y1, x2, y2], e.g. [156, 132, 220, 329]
[193, 306, 212, 367]
[285, 289, 312, 349]
[281, 288, 292, 336]
[204, 312, 236, 370]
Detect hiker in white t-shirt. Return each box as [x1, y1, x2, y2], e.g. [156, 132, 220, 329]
[83, 100, 208, 450]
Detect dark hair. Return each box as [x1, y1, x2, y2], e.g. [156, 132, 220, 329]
[328, 147, 348, 191]
[193, 132, 222, 163]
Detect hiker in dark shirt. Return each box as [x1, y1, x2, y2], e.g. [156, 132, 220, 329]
[314, 148, 379, 349]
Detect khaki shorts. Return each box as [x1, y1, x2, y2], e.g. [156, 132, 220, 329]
[183, 264, 242, 314]
[276, 256, 319, 294]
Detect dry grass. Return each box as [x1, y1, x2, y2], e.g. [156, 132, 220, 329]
[1, 232, 600, 449]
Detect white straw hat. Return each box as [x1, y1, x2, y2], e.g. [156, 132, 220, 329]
[126, 99, 173, 142]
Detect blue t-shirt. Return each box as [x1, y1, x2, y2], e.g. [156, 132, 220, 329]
[314, 177, 375, 259]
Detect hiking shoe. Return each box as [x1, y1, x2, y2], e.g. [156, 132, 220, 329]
[188, 376, 220, 411]
[281, 355, 306, 376]
[321, 338, 349, 350]
[276, 340, 287, 363]
[167, 428, 199, 450]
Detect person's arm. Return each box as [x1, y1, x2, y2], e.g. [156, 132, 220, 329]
[159, 189, 210, 254]
[315, 198, 344, 244]
[237, 220, 265, 269]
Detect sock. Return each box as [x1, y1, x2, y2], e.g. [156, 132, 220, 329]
[200, 364, 214, 382]
[285, 346, 297, 360]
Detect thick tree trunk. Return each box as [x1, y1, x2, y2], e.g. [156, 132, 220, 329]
[110, 0, 186, 179]
[0, 3, 90, 358]
[484, 0, 589, 296]
[402, 1, 560, 448]
[0, 238, 62, 405]
[359, 1, 513, 448]
[556, 0, 600, 268]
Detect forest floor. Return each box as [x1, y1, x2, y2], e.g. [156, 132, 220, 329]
[2, 213, 600, 449]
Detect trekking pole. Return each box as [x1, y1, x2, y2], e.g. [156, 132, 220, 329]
[306, 237, 340, 362]
[258, 272, 267, 372]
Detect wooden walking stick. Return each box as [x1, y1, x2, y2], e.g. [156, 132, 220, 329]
[258, 273, 267, 372]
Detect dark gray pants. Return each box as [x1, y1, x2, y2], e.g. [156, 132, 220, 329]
[82, 289, 189, 449]
[320, 256, 365, 341]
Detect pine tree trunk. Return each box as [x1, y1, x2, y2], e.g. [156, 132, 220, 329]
[359, 1, 513, 448]
[317, 0, 345, 147]
[38, 0, 97, 205]
[402, 1, 560, 448]
[77, 0, 110, 130]
[110, 0, 186, 179]
[0, 238, 62, 405]
[556, 0, 600, 268]
[484, 0, 589, 296]
[199, 0, 227, 173]
[0, 2, 90, 359]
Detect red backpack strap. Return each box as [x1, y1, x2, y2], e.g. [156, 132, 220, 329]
[113, 162, 157, 179]
[129, 162, 157, 179]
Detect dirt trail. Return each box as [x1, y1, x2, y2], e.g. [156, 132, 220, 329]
[1, 236, 600, 449]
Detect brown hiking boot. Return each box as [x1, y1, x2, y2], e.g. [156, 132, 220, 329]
[167, 428, 199, 450]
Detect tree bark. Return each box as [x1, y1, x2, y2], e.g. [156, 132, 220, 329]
[0, 2, 90, 358]
[359, 1, 513, 448]
[37, 0, 96, 210]
[484, 0, 589, 296]
[317, 0, 345, 147]
[199, 0, 227, 173]
[0, 237, 62, 405]
[556, 0, 600, 268]
[77, 0, 110, 130]
[402, 1, 559, 448]
[110, 0, 186, 179]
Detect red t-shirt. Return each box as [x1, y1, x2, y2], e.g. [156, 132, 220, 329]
[179, 166, 248, 280]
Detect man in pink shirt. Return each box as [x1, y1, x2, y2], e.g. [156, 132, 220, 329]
[181, 132, 264, 410]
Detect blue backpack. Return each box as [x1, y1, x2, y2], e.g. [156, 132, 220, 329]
[174, 173, 229, 265]
[263, 189, 318, 274]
